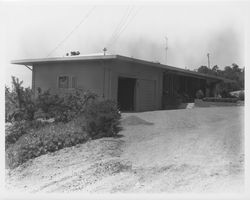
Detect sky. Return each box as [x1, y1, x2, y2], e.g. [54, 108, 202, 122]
[1, 0, 248, 87]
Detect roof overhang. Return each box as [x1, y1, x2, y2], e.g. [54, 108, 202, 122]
[11, 54, 117, 66]
[11, 54, 234, 83]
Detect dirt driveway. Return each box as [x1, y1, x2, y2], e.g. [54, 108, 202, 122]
[6, 107, 244, 193]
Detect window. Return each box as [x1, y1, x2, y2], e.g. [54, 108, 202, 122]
[71, 76, 77, 88]
[58, 76, 69, 88]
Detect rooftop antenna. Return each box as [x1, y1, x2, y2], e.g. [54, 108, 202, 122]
[207, 53, 210, 69]
[165, 36, 168, 65]
[103, 47, 107, 56]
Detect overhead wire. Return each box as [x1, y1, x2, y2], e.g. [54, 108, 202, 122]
[107, 6, 141, 50]
[46, 6, 96, 57]
[110, 7, 140, 46]
[106, 6, 134, 48]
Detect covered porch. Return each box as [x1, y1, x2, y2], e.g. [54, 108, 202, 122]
[162, 70, 221, 109]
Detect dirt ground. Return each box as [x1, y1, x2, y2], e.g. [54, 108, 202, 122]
[6, 106, 244, 193]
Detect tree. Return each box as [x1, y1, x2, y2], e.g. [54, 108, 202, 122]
[197, 66, 211, 74]
[195, 63, 244, 96]
[5, 77, 35, 122]
[232, 63, 241, 73]
[212, 65, 219, 74]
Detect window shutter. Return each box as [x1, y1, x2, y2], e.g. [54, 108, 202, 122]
[72, 76, 77, 88]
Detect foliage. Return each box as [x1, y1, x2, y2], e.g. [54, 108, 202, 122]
[5, 77, 98, 123]
[34, 88, 97, 123]
[202, 97, 238, 103]
[5, 120, 48, 149]
[5, 78, 123, 169]
[195, 89, 204, 99]
[217, 82, 240, 98]
[5, 77, 35, 122]
[197, 65, 211, 75]
[6, 117, 88, 169]
[196, 64, 244, 95]
[5, 77, 98, 166]
[163, 90, 191, 109]
[83, 100, 122, 139]
[238, 91, 244, 101]
[178, 92, 190, 103]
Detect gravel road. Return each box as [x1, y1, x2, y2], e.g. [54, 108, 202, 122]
[6, 106, 244, 193]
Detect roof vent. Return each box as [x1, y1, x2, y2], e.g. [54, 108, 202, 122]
[66, 51, 80, 56]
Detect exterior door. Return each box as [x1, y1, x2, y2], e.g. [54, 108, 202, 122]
[138, 79, 156, 111]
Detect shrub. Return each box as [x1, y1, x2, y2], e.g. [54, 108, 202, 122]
[5, 116, 88, 169]
[219, 89, 236, 98]
[5, 77, 35, 122]
[195, 89, 204, 99]
[5, 120, 48, 149]
[6, 77, 98, 123]
[84, 100, 122, 139]
[202, 97, 238, 103]
[5, 121, 27, 148]
[238, 91, 244, 101]
[35, 88, 97, 123]
[180, 92, 190, 103]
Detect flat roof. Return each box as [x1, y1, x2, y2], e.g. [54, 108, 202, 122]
[11, 54, 231, 82]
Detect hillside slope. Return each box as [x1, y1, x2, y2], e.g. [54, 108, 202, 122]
[6, 107, 244, 193]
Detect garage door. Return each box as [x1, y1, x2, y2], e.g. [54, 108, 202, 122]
[138, 79, 156, 111]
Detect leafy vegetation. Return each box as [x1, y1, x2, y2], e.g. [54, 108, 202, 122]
[5, 77, 97, 123]
[5, 77, 123, 169]
[6, 117, 88, 169]
[202, 97, 238, 103]
[6, 99, 123, 169]
[84, 100, 122, 139]
[5, 120, 48, 149]
[196, 64, 244, 97]
[5, 77, 35, 122]
[238, 91, 244, 101]
[195, 90, 204, 99]
[35, 88, 97, 122]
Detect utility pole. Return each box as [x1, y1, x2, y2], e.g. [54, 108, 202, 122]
[165, 36, 168, 65]
[207, 53, 210, 69]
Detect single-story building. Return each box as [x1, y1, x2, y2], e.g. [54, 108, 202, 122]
[12, 54, 229, 112]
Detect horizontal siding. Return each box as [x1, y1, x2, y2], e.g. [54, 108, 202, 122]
[138, 79, 156, 111]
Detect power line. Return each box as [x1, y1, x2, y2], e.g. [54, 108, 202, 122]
[111, 8, 140, 44]
[47, 6, 96, 57]
[106, 6, 134, 48]
[108, 6, 132, 40]
[108, 7, 134, 46]
[107, 7, 141, 49]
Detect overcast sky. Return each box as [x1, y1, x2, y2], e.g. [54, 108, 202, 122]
[2, 1, 248, 87]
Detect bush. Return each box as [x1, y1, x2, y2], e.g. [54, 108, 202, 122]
[195, 90, 204, 99]
[202, 97, 238, 103]
[5, 77, 36, 122]
[219, 88, 237, 98]
[5, 120, 48, 149]
[6, 117, 88, 169]
[35, 88, 97, 123]
[238, 91, 244, 101]
[84, 100, 122, 139]
[6, 77, 98, 123]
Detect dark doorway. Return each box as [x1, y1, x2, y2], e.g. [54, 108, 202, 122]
[118, 77, 136, 111]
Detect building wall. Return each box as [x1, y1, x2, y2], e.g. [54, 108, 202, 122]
[33, 61, 105, 97]
[109, 60, 163, 111]
[33, 60, 164, 112]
